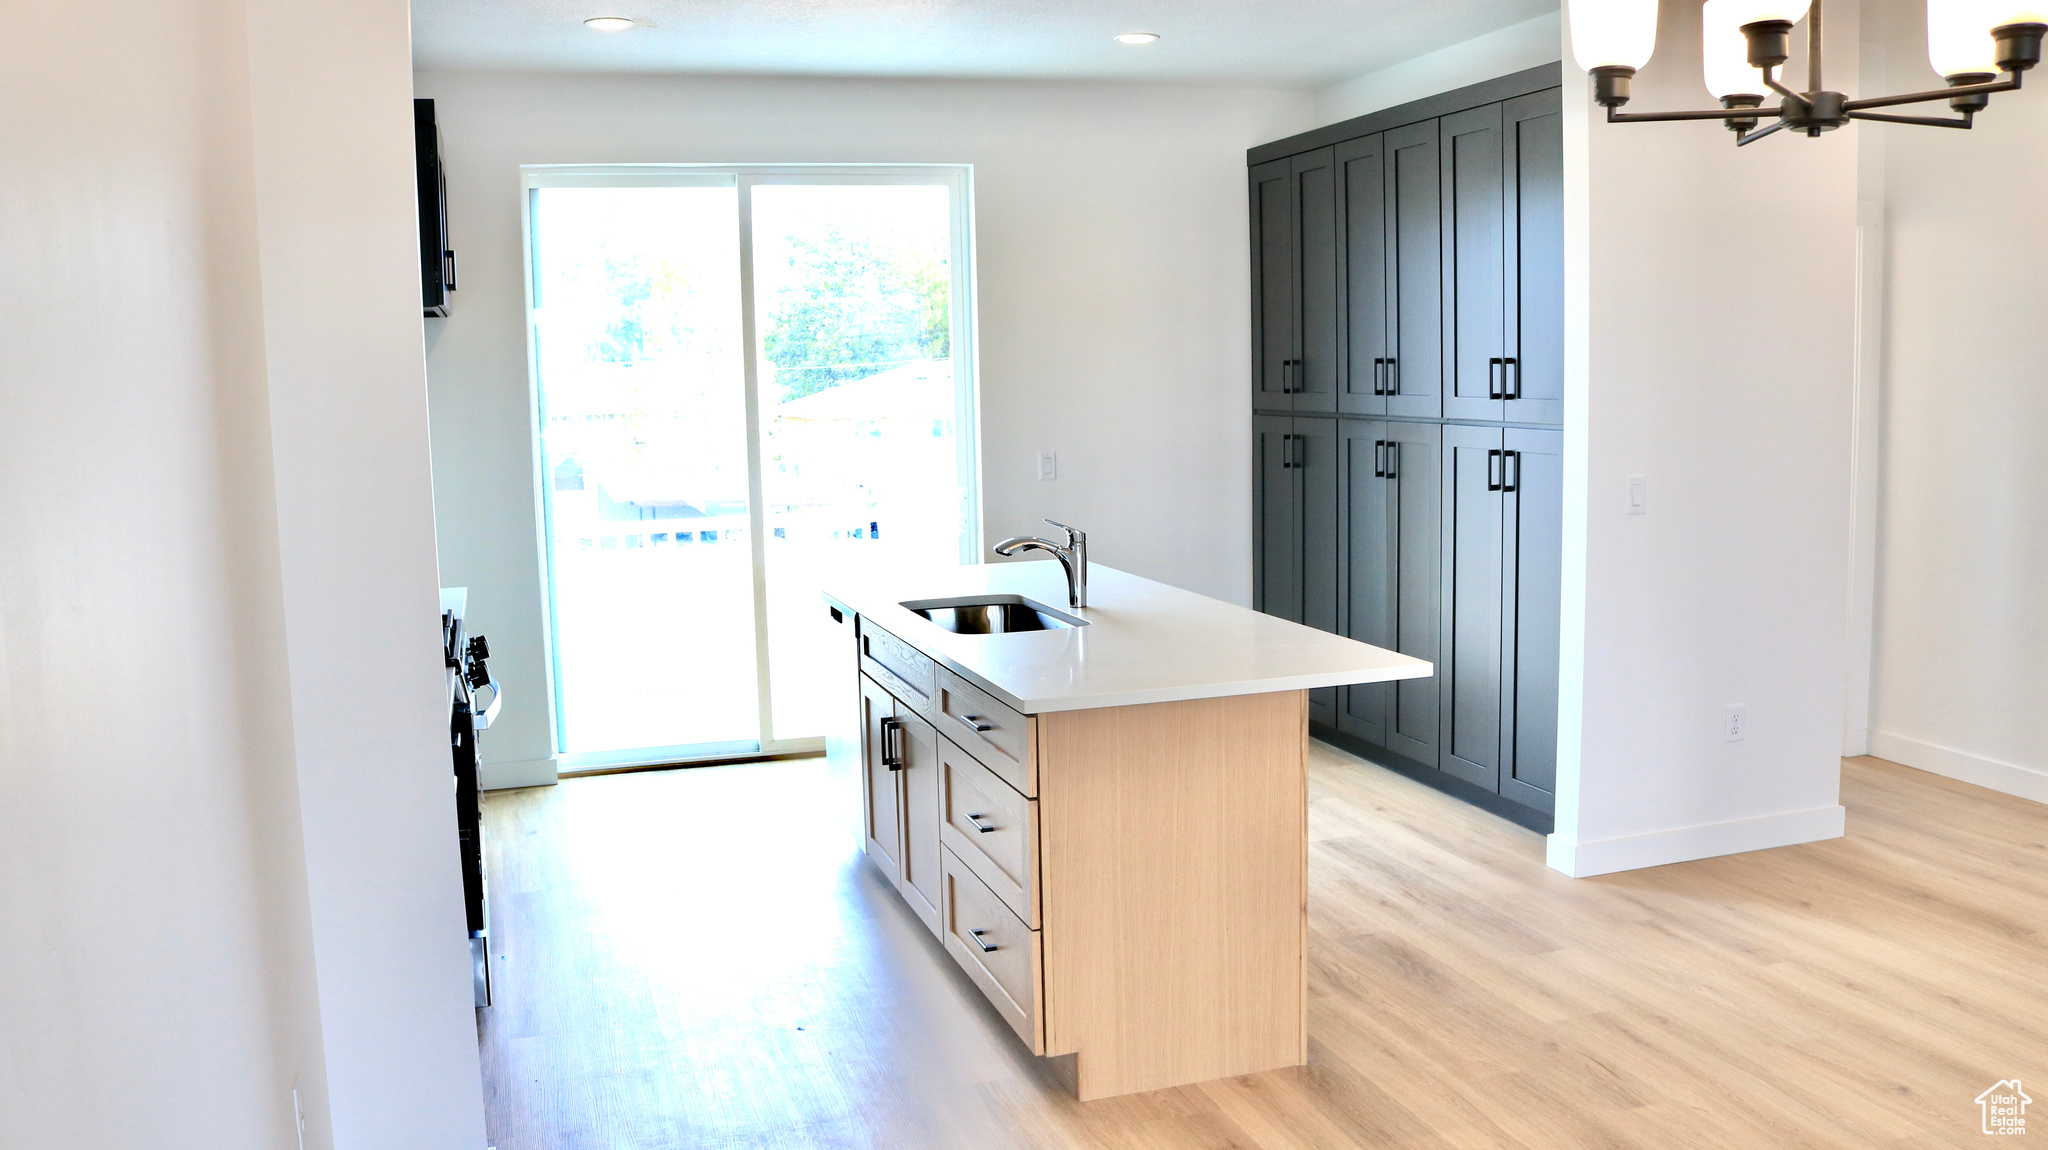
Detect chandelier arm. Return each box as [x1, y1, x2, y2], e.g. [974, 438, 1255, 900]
[1735, 120, 1791, 146]
[1845, 110, 1975, 127]
[1843, 74, 2020, 111]
[1763, 66, 1806, 103]
[1606, 105, 1788, 122]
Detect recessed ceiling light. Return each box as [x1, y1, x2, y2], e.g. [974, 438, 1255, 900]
[584, 16, 636, 31]
[1115, 32, 1161, 46]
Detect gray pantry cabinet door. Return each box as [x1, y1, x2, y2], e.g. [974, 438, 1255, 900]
[1337, 420, 1391, 746]
[1383, 120, 1443, 419]
[1438, 423, 1505, 791]
[1381, 420, 1444, 767]
[1500, 428, 1562, 814]
[1335, 134, 1389, 417]
[1250, 159, 1297, 410]
[1440, 102, 1508, 423]
[1504, 89, 1565, 426]
[1253, 414, 1302, 622]
[1293, 149, 1340, 414]
[1297, 416, 1342, 726]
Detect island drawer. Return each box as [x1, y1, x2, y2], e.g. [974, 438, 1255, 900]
[859, 620, 936, 719]
[940, 846, 1044, 1055]
[938, 736, 1038, 928]
[935, 667, 1034, 796]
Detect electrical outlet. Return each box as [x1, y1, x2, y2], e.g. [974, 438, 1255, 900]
[1627, 474, 1647, 515]
[1037, 451, 1057, 481]
[1724, 705, 1746, 742]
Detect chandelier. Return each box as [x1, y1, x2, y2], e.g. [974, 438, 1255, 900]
[1569, 0, 2046, 144]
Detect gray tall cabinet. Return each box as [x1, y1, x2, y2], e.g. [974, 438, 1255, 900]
[1250, 65, 1564, 832]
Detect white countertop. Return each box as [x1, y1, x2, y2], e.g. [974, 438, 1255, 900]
[823, 561, 1432, 714]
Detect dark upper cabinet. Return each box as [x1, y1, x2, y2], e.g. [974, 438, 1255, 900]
[1294, 150, 1340, 414]
[1335, 135, 1389, 417]
[1251, 161, 1296, 410]
[1505, 90, 1565, 425]
[1384, 121, 1443, 419]
[1250, 152, 1339, 413]
[1438, 424, 1506, 791]
[1500, 428, 1562, 813]
[1441, 104, 1508, 422]
[1339, 420, 1441, 764]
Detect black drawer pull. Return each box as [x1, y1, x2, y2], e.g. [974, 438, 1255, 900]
[961, 714, 995, 732]
[966, 813, 997, 834]
[1487, 448, 1503, 492]
[969, 928, 999, 953]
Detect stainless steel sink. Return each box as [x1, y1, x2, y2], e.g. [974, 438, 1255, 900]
[901, 595, 1088, 634]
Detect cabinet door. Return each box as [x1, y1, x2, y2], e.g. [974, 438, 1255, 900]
[1293, 148, 1339, 414]
[896, 709, 944, 936]
[1298, 416, 1341, 725]
[1382, 420, 1444, 766]
[860, 674, 904, 884]
[1505, 89, 1565, 426]
[1441, 103, 1508, 422]
[1384, 121, 1442, 419]
[1250, 159, 1297, 411]
[1338, 420, 1391, 745]
[1438, 424, 1504, 790]
[1500, 429, 1562, 814]
[1336, 134, 1389, 417]
[1254, 415, 1303, 622]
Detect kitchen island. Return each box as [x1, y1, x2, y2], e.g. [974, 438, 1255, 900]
[823, 561, 1430, 1100]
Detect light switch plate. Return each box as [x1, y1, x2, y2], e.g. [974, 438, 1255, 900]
[1627, 474, 1647, 515]
[1037, 452, 1057, 481]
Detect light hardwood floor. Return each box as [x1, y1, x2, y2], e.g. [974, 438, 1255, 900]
[478, 748, 2046, 1148]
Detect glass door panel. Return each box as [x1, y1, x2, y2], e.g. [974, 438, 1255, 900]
[751, 183, 969, 742]
[531, 183, 758, 757]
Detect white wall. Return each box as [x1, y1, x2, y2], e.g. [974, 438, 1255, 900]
[1, 0, 487, 1146]
[1549, 0, 1859, 875]
[1314, 12, 1562, 126]
[414, 71, 1314, 784]
[1859, 0, 2048, 802]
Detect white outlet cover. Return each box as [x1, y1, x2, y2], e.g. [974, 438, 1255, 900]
[1724, 704, 1746, 742]
[1037, 451, 1057, 480]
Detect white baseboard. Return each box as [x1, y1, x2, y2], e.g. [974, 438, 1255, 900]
[1866, 730, 2048, 804]
[480, 755, 558, 791]
[1546, 804, 1846, 878]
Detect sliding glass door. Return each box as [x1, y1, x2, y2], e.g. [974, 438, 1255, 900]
[526, 167, 978, 767]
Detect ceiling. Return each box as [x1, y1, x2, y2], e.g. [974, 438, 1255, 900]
[409, 0, 1556, 89]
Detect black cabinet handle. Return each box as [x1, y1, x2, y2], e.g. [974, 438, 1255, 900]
[1280, 358, 1305, 394]
[1373, 440, 1385, 478]
[1487, 448, 1503, 492]
[1502, 357, 1520, 400]
[1502, 449, 1522, 492]
[1487, 357, 1505, 400]
[1385, 440, 1398, 479]
[969, 928, 999, 953]
[881, 716, 904, 770]
[1386, 357, 1398, 395]
[1372, 357, 1386, 396]
[965, 813, 997, 833]
[444, 249, 458, 292]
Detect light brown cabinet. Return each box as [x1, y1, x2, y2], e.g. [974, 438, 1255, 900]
[850, 620, 1308, 1102]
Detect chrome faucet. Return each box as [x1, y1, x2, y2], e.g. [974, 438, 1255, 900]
[993, 520, 1088, 608]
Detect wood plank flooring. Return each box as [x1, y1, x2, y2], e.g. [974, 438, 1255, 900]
[478, 748, 2046, 1148]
